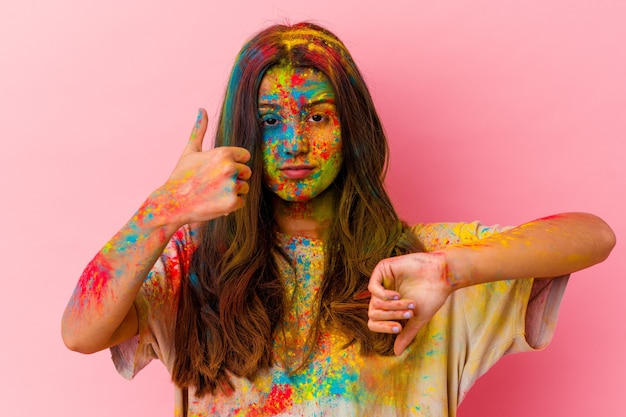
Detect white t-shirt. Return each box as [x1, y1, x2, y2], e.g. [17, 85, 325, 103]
[111, 222, 568, 417]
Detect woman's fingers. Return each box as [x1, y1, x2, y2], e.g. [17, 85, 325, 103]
[369, 297, 414, 315]
[368, 263, 401, 301]
[368, 319, 403, 334]
[367, 253, 453, 355]
[234, 161, 252, 180]
[216, 146, 251, 165]
[369, 308, 414, 321]
[185, 108, 208, 153]
[368, 296, 415, 335]
[394, 316, 430, 356]
[233, 179, 250, 197]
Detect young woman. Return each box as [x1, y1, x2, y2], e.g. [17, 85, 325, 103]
[62, 22, 615, 416]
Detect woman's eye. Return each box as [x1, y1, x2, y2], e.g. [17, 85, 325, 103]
[309, 114, 324, 122]
[263, 117, 278, 126]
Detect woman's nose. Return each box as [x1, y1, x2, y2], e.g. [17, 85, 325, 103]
[281, 123, 309, 156]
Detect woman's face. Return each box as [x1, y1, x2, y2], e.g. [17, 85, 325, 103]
[258, 65, 342, 203]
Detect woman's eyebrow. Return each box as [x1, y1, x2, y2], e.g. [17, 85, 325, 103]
[302, 98, 336, 110]
[257, 98, 335, 111]
[257, 103, 279, 110]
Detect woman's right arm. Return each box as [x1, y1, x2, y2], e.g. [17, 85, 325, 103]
[61, 109, 251, 353]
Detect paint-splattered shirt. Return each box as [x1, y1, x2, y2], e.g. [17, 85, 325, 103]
[111, 222, 568, 417]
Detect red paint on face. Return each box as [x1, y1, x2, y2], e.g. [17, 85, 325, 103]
[290, 72, 306, 87]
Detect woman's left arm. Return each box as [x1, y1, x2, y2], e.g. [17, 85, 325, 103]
[367, 212, 616, 355]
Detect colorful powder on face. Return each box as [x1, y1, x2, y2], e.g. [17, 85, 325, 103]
[258, 65, 342, 203]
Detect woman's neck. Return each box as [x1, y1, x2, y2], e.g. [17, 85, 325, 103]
[272, 189, 337, 239]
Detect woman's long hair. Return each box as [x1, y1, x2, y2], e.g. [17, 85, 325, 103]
[172, 22, 424, 396]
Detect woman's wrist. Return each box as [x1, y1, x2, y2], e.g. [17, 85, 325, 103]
[432, 246, 476, 290]
[138, 185, 189, 232]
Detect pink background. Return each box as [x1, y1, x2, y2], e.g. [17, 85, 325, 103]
[1, 1, 623, 416]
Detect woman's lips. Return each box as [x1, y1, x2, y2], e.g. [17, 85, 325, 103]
[280, 165, 315, 179]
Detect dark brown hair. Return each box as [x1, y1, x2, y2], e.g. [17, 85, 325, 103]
[172, 22, 423, 396]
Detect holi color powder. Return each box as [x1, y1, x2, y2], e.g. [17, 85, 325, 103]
[71, 253, 115, 310]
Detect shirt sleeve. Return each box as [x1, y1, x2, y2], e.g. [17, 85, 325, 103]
[110, 224, 197, 380]
[413, 221, 569, 399]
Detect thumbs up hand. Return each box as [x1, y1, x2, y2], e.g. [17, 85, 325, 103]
[154, 108, 252, 227]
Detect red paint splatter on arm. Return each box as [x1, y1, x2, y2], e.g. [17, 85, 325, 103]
[71, 253, 115, 311]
